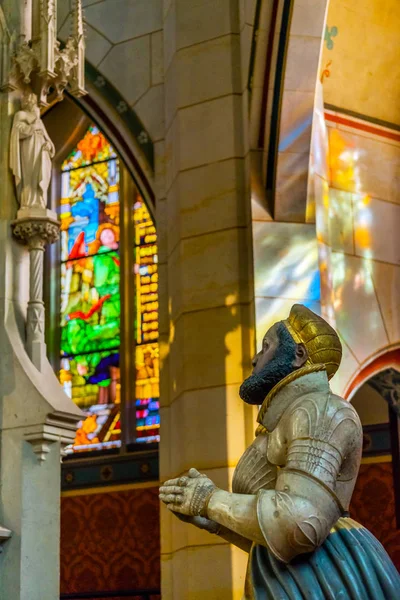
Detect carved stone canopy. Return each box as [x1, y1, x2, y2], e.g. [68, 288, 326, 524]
[0, 1, 85, 106]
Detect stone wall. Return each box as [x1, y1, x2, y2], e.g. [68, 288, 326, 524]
[316, 106, 400, 396]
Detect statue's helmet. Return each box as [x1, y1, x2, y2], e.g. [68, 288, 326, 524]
[283, 304, 342, 379]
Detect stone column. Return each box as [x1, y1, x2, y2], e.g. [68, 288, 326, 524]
[12, 208, 60, 372]
[159, 1, 256, 598]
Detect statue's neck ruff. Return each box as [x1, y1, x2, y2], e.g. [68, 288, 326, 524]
[256, 363, 327, 432]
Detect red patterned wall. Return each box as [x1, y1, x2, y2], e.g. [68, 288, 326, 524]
[60, 486, 160, 595]
[350, 462, 400, 570]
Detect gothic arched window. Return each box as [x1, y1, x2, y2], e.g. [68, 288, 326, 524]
[58, 124, 160, 454]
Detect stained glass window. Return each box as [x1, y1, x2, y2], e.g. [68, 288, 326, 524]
[60, 125, 121, 453]
[134, 199, 160, 443]
[59, 125, 160, 453]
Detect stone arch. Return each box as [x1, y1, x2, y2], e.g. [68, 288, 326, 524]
[345, 349, 400, 528]
[345, 348, 400, 401]
[44, 60, 156, 216]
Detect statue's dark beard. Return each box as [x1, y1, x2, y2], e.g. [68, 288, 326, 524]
[239, 343, 296, 406]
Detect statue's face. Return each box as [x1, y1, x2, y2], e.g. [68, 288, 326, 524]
[251, 324, 281, 375]
[239, 322, 306, 406]
[22, 94, 37, 112]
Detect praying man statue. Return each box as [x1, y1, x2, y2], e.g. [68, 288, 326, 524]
[10, 92, 55, 210]
[160, 304, 400, 599]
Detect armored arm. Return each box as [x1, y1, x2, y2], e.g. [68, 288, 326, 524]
[177, 514, 252, 552]
[207, 400, 362, 563]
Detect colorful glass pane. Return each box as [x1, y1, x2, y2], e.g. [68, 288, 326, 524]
[61, 125, 117, 171]
[60, 159, 119, 261]
[61, 256, 120, 356]
[134, 200, 160, 443]
[61, 125, 121, 454]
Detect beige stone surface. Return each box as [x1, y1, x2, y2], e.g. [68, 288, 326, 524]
[245, 0, 257, 25]
[330, 252, 389, 363]
[291, 0, 329, 37]
[328, 127, 400, 205]
[84, 0, 162, 44]
[151, 31, 164, 86]
[165, 34, 241, 123]
[178, 95, 244, 172]
[165, 115, 180, 191]
[353, 196, 400, 265]
[168, 305, 249, 402]
[168, 227, 250, 321]
[156, 196, 168, 263]
[154, 139, 167, 199]
[329, 332, 360, 397]
[167, 158, 247, 253]
[134, 84, 165, 141]
[327, 189, 355, 254]
[275, 151, 310, 221]
[284, 36, 322, 93]
[279, 90, 315, 154]
[84, 24, 112, 67]
[99, 36, 151, 105]
[314, 174, 330, 244]
[163, 543, 244, 600]
[370, 261, 400, 344]
[240, 23, 253, 90]
[174, 0, 240, 50]
[322, 0, 400, 125]
[167, 384, 247, 473]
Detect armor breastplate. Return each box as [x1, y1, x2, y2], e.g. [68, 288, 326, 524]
[232, 433, 277, 495]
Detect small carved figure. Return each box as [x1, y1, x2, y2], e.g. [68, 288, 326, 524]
[160, 305, 400, 598]
[10, 92, 55, 210]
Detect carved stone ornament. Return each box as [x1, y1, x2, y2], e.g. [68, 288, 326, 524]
[1, 0, 85, 106]
[12, 214, 60, 248]
[24, 414, 80, 463]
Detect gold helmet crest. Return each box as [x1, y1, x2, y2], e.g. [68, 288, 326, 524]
[283, 304, 342, 379]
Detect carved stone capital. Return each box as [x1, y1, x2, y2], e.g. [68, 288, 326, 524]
[24, 413, 80, 463]
[11, 210, 60, 249]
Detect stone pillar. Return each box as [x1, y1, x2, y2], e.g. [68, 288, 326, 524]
[0, 3, 83, 598]
[12, 208, 60, 372]
[159, 1, 256, 598]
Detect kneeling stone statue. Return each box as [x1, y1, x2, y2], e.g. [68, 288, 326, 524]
[160, 305, 400, 599]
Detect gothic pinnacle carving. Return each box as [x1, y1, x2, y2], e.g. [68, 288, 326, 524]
[1, 0, 86, 105]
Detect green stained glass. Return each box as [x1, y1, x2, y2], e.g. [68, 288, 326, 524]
[61, 124, 121, 454]
[61, 255, 120, 356]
